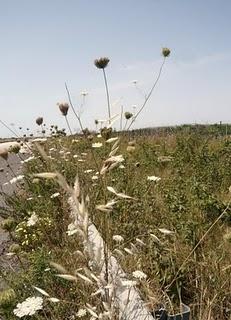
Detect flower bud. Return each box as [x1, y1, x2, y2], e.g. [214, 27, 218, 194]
[162, 47, 171, 57]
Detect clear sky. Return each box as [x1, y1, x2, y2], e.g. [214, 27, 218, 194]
[0, 0, 231, 137]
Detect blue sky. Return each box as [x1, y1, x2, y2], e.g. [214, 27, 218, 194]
[0, 0, 231, 136]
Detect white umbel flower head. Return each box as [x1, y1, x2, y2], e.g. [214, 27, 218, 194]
[92, 142, 103, 148]
[132, 270, 147, 280]
[147, 176, 161, 182]
[113, 235, 124, 243]
[13, 296, 43, 318]
[10, 175, 24, 184]
[76, 308, 87, 317]
[27, 212, 39, 226]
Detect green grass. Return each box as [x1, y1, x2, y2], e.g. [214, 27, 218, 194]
[1, 127, 231, 319]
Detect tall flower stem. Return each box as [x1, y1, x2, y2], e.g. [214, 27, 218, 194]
[102, 68, 111, 123]
[64, 115, 73, 135]
[127, 57, 166, 131]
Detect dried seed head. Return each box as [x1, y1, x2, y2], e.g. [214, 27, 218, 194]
[9, 144, 21, 154]
[58, 102, 69, 116]
[36, 117, 43, 126]
[124, 112, 133, 120]
[100, 127, 112, 140]
[0, 148, 8, 160]
[162, 47, 171, 57]
[94, 57, 110, 69]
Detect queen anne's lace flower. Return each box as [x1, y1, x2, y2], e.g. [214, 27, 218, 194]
[13, 296, 43, 318]
[76, 308, 87, 317]
[92, 142, 103, 148]
[132, 270, 147, 280]
[147, 175, 161, 182]
[113, 235, 124, 242]
[27, 212, 38, 227]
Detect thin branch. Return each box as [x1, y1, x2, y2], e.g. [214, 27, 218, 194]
[127, 57, 166, 130]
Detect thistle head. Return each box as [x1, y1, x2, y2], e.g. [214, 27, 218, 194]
[58, 102, 69, 116]
[36, 117, 43, 126]
[94, 57, 110, 69]
[124, 112, 133, 120]
[162, 47, 171, 57]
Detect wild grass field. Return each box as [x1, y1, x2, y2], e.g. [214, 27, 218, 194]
[0, 50, 231, 320]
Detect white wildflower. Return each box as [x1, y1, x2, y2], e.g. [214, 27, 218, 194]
[10, 175, 24, 184]
[50, 192, 60, 199]
[13, 296, 43, 318]
[147, 176, 161, 182]
[92, 175, 98, 180]
[76, 308, 87, 317]
[113, 235, 124, 242]
[67, 223, 78, 236]
[27, 212, 38, 226]
[132, 270, 147, 280]
[84, 169, 93, 173]
[121, 280, 137, 287]
[92, 142, 103, 148]
[21, 156, 35, 163]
